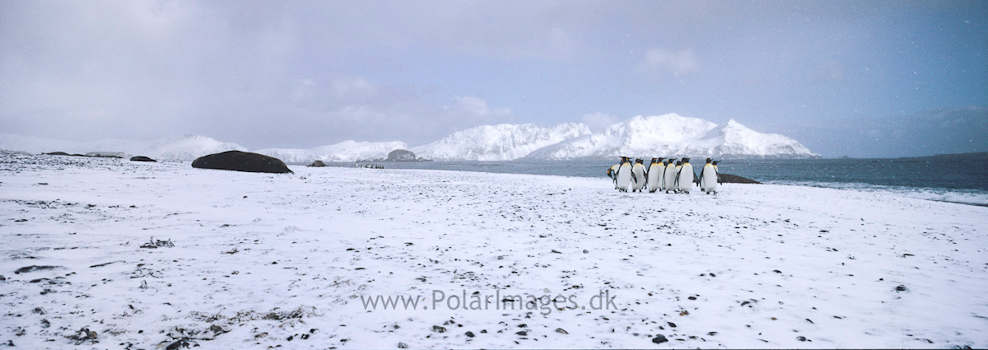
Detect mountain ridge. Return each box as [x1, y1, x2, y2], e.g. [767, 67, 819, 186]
[411, 123, 592, 161]
[0, 113, 818, 161]
[526, 114, 817, 160]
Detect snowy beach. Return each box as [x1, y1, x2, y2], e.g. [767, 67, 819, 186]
[2, 153, 987, 349]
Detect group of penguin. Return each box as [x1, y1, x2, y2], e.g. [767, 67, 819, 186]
[607, 157, 722, 194]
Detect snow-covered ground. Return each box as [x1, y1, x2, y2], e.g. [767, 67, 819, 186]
[1, 153, 986, 349]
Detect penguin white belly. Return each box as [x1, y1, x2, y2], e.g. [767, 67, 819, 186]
[631, 164, 646, 191]
[663, 165, 677, 191]
[677, 164, 694, 192]
[701, 164, 718, 193]
[616, 164, 632, 191]
[647, 164, 662, 192]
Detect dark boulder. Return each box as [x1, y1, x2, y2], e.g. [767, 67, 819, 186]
[43, 152, 71, 156]
[191, 151, 293, 174]
[386, 149, 416, 162]
[130, 156, 157, 162]
[718, 174, 761, 184]
[308, 160, 326, 167]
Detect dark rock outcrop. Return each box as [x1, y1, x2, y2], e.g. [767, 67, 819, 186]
[308, 160, 326, 167]
[86, 152, 124, 158]
[719, 173, 761, 184]
[386, 149, 416, 162]
[130, 156, 157, 162]
[44, 151, 123, 159]
[191, 151, 293, 174]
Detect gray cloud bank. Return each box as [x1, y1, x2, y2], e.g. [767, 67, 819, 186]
[1, 1, 985, 156]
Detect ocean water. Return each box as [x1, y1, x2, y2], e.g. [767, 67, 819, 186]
[327, 153, 988, 206]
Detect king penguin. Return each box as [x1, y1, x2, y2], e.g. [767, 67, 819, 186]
[663, 158, 678, 193]
[699, 158, 719, 194]
[615, 156, 633, 192]
[647, 157, 664, 193]
[657, 159, 670, 191]
[675, 158, 696, 193]
[607, 163, 619, 188]
[713, 160, 723, 186]
[631, 158, 647, 192]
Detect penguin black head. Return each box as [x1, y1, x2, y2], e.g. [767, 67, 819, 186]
[650, 157, 658, 163]
[706, 158, 712, 163]
[683, 158, 691, 162]
[676, 161, 682, 166]
[636, 158, 644, 164]
[712, 161, 720, 165]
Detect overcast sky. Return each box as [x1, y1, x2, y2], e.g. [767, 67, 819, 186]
[1, 0, 986, 150]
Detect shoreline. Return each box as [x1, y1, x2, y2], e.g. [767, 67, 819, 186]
[6, 151, 988, 207]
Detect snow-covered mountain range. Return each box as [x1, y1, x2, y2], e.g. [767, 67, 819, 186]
[411, 123, 591, 161]
[256, 140, 409, 163]
[527, 114, 817, 160]
[0, 134, 247, 161]
[0, 113, 817, 161]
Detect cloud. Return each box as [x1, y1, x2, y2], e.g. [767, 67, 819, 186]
[580, 112, 619, 132]
[1, 1, 984, 155]
[282, 77, 515, 146]
[447, 96, 512, 119]
[639, 48, 700, 76]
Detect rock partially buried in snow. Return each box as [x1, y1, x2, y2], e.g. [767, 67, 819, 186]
[130, 156, 157, 162]
[191, 151, 293, 174]
[718, 173, 762, 184]
[308, 160, 326, 167]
